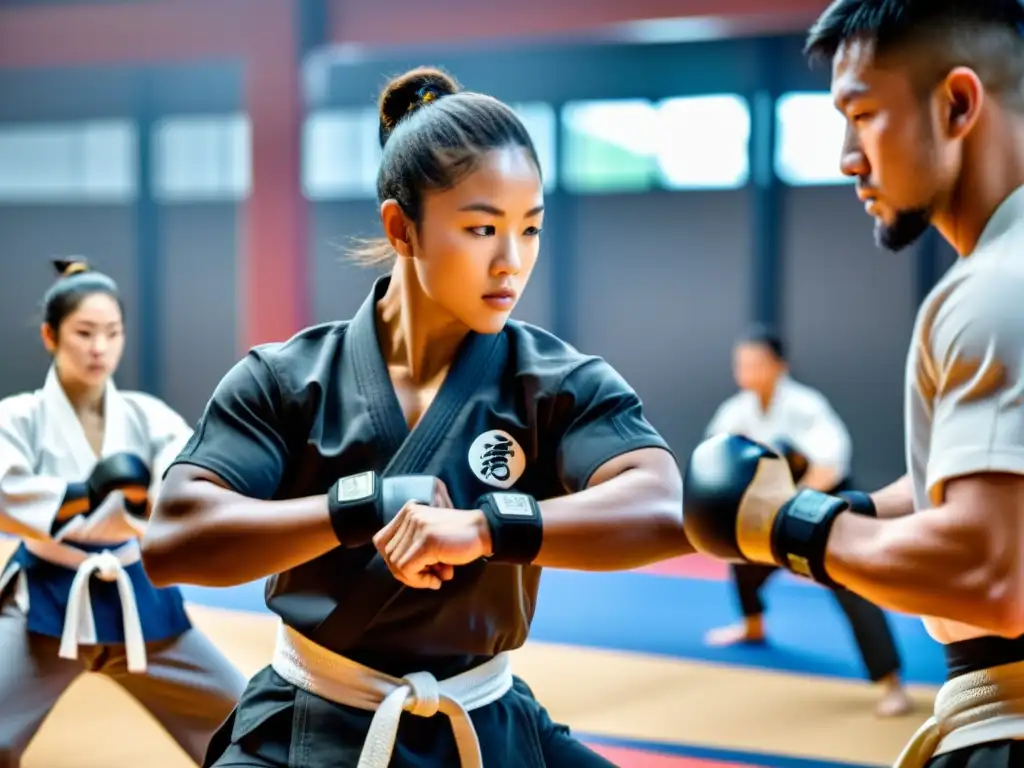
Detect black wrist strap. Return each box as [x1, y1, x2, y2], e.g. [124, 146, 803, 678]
[476, 492, 543, 565]
[837, 490, 876, 517]
[770, 489, 848, 589]
[328, 471, 384, 548]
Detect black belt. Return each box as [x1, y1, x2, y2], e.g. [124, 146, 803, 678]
[945, 634, 1024, 679]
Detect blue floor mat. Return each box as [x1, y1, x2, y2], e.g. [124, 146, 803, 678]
[179, 568, 947, 686]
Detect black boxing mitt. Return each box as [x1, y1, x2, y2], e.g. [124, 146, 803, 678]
[50, 453, 152, 536]
[474, 491, 543, 565]
[683, 434, 850, 589]
[328, 472, 439, 548]
[86, 453, 152, 511]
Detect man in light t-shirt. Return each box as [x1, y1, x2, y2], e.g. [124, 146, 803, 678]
[704, 326, 911, 717]
[679, 4, 1024, 766]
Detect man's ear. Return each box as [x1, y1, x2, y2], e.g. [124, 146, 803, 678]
[941, 66, 984, 140]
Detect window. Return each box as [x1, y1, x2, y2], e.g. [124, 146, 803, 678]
[0, 120, 136, 202]
[561, 99, 658, 193]
[561, 96, 750, 193]
[657, 95, 750, 189]
[775, 92, 851, 186]
[153, 114, 251, 201]
[512, 102, 557, 192]
[303, 101, 558, 200]
[302, 107, 380, 200]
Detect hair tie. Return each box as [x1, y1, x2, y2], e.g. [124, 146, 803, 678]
[64, 262, 88, 277]
[410, 85, 440, 113]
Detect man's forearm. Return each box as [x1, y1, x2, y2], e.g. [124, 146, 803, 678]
[869, 473, 915, 519]
[824, 504, 1018, 635]
[534, 467, 689, 571]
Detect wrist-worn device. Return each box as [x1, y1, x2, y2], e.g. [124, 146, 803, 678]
[475, 491, 543, 565]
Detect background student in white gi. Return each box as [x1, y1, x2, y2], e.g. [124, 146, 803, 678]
[0, 259, 246, 767]
[702, 325, 912, 718]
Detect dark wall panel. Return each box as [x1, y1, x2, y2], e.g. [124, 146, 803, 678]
[782, 186, 917, 490]
[0, 206, 138, 398]
[571, 191, 752, 462]
[159, 204, 239, 424]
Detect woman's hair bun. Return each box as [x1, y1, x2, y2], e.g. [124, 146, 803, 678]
[378, 66, 460, 146]
[52, 258, 90, 278]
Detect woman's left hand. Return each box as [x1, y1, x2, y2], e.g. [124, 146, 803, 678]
[373, 503, 493, 589]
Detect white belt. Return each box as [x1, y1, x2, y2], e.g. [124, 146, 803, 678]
[894, 660, 1024, 767]
[271, 622, 514, 768]
[23, 538, 146, 674]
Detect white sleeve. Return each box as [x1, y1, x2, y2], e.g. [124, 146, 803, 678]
[132, 394, 194, 499]
[706, 396, 744, 438]
[924, 273, 1024, 503]
[0, 397, 67, 539]
[789, 393, 852, 473]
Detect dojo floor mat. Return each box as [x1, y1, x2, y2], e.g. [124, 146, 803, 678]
[3, 539, 939, 768]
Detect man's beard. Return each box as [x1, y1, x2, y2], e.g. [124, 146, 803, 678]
[875, 207, 931, 252]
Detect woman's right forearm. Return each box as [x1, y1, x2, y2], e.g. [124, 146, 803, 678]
[143, 480, 340, 587]
[869, 473, 916, 519]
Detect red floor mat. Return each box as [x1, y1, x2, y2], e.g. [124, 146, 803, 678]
[588, 743, 754, 767]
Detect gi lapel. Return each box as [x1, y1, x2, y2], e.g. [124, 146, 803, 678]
[314, 276, 505, 645]
[97, 379, 130, 459]
[348, 276, 503, 477]
[41, 366, 103, 478]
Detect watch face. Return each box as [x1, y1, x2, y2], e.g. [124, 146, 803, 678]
[338, 471, 375, 503]
[492, 493, 534, 518]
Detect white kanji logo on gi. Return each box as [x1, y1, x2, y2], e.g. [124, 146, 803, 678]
[468, 429, 525, 489]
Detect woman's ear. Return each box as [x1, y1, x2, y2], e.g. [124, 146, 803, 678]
[40, 323, 57, 354]
[381, 200, 414, 259]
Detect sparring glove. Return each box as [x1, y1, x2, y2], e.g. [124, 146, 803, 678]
[53, 453, 152, 535]
[682, 434, 853, 589]
[474, 491, 543, 565]
[327, 471, 443, 548]
[87, 453, 152, 519]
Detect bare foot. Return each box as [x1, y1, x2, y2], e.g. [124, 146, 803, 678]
[875, 686, 914, 718]
[704, 621, 766, 647]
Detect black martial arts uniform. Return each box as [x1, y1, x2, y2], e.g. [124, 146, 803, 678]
[168, 276, 673, 767]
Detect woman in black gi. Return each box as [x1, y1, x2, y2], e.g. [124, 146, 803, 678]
[145, 66, 687, 768]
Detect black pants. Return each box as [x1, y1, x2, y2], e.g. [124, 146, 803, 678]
[731, 563, 902, 682]
[205, 666, 616, 767]
[926, 739, 1024, 766]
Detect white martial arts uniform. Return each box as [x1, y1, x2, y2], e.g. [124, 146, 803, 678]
[0, 366, 245, 766]
[706, 374, 852, 481]
[896, 185, 1024, 766]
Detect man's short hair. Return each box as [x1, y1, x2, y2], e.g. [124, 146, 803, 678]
[737, 324, 786, 362]
[805, 0, 1024, 109]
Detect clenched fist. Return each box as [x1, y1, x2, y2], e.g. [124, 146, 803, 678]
[372, 503, 493, 590]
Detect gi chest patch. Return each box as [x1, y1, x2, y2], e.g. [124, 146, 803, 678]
[467, 429, 525, 489]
